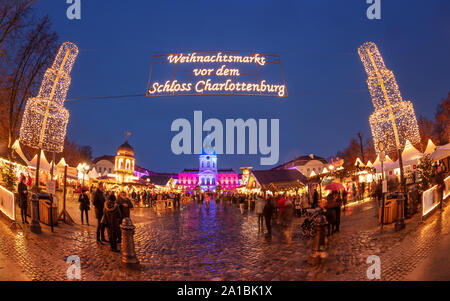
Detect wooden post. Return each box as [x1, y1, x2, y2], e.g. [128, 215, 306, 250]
[35, 149, 41, 193]
[58, 164, 74, 224]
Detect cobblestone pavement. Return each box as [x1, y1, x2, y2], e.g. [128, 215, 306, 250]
[317, 199, 450, 281]
[0, 198, 313, 281]
[0, 195, 449, 281]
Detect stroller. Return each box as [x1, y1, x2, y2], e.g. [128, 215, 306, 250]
[300, 208, 322, 238]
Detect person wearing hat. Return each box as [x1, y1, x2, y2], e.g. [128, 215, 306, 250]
[78, 188, 90, 225]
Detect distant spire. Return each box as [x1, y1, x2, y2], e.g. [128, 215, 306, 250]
[125, 131, 131, 142]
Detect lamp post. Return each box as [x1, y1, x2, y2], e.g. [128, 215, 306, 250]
[379, 142, 386, 228]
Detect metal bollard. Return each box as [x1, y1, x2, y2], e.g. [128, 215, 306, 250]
[120, 218, 140, 269]
[30, 194, 41, 234]
[308, 212, 328, 265]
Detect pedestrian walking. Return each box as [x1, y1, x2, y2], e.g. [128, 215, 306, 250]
[281, 199, 295, 244]
[335, 191, 342, 232]
[342, 189, 348, 212]
[18, 175, 28, 224]
[78, 188, 90, 225]
[313, 189, 319, 208]
[294, 196, 301, 217]
[239, 195, 245, 214]
[255, 194, 265, 229]
[325, 192, 337, 236]
[278, 194, 287, 216]
[263, 197, 275, 240]
[103, 194, 122, 252]
[93, 184, 107, 244]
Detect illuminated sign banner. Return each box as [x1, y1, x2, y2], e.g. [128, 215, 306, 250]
[146, 52, 287, 97]
[0, 185, 15, 221]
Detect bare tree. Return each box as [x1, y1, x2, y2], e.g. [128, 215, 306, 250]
[357, 132, 365, 163]
[1, 12, 58, 151]
[0, 1, 35, 46]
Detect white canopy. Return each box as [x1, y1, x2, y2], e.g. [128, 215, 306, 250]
[401, 140, 423, 166]
[430, 142, 450, 161]
[424, 139, 437, 155]
[354, 157, 365, 167]
[11, 140, 30, 165]
[57, 157, 68, 167]
[88, 168, 99, 179]
[29, 150, 52, 171]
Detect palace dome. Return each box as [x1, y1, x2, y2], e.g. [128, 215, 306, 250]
[117, 141, 134, 156]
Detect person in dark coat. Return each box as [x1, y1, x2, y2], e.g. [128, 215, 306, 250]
[93, 184, 107, 243]
[117, 191, 133, 220]
[326, 192, 337, 236]
[78, 189, 90, 225]
[342, 189, 348, 211]
[335, 191, 342, 232]
[263, 197, 275, 239]
[17, 175, 28, 224]
[313, 189, 319, 208]
[104, 194, 122, 252]
[117, 191, 133, 243]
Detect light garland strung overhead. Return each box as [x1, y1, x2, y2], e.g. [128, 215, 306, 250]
[358, 42, 421, 155]
[19, 42, 79, 153]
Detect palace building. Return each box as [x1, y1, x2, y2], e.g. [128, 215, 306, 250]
[114, 140, 136, 183]
[178, 140, 239, 191]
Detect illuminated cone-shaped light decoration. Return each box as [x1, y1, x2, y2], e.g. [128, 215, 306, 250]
[20, 42, 79, 152]
[358, 42, 420, 155]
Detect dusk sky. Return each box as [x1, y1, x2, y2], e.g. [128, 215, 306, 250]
[35, 0, 450, 173]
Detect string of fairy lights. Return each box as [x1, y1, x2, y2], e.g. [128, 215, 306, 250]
[19, 42, 79, 153]
[18, 42, 422, 160]
[358, 42, 421, 156]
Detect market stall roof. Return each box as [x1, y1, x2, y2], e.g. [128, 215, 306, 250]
[0, 142, 28, 167]
[141, 174, 173, 186]
[249, 169, 307, 190]
[430, 142, 450, 161]
[11, 140, 30, 166]
[57, 157, 68, 167]
[97, 175, 115, 180]
[424, 139, 437, 155]
[372, 154, 380, 167]
[401, 139, 423, 165]
[354, 157, 365, 167]
[88, 168, 99, 179]
[29, 150, 52, 171]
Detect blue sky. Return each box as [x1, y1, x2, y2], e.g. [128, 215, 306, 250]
[35, 0, 450, 172]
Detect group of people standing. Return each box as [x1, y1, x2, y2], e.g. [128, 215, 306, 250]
[80, 183, 134, 252]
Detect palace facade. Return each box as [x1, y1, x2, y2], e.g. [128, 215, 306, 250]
[178, 148, 239, 191]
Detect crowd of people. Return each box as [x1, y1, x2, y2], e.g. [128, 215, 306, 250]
[213, 188, 349, 243]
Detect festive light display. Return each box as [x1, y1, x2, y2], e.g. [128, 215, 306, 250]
[147, 52, 287, 97]
[358, 42, 421, 155]
[19, 42, 79, 153]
